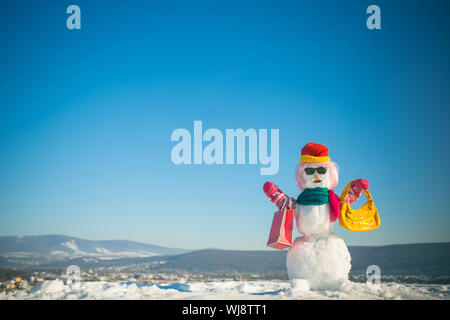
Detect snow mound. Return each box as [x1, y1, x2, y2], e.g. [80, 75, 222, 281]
[1, 280, 448, 300]
[287, 234, 351, 290]
[30, 280, 65, 294]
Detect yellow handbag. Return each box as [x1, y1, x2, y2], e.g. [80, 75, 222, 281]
[338, 181, 380, 231]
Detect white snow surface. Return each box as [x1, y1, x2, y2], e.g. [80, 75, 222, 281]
[1, 280, 448, 300]
[61, 240, 81, 252]
[55, 240, 157, 259]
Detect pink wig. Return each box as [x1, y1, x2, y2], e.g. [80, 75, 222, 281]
[295, 161, 339, 191]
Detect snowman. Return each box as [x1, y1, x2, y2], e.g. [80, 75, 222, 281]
[263, 142, 369, 292]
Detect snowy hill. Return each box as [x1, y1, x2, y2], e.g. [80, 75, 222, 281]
[1, 237, 449, 279]
[125, 244, 450, 277]
[349, 243, 450, 275]
[159, 249, 286, 273]
[0, 235, 189, 265]
[1, 279, 448, 300]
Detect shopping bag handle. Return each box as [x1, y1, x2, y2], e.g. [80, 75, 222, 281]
[281, 197, 293, 210]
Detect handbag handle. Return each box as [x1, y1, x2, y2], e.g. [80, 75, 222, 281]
[364, 190, 373, 201]
[340, 181, 352, 202]
[340, 180, 372, 203]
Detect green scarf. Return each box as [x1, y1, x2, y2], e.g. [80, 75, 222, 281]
[297, 187, 329, 205]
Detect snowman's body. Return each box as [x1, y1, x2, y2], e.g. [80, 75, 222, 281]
[286, 163, 352, 291]
[295, 203, 333, 237]
[286, 202, 351, 290]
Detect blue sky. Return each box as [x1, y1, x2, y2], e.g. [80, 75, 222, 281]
[0, 0, 449, 250]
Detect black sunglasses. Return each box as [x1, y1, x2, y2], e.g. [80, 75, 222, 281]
[305, 167, 327, 175]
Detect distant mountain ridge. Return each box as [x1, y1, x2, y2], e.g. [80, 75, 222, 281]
[0, 236, 449, 277]
[0, 235, 189, 264]
[148, 243, 450, 276]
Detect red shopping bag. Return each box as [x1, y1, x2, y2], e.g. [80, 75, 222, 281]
[266, 205, 293, 250]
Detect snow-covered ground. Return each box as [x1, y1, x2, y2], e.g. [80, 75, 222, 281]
[1, 280, 448, 300]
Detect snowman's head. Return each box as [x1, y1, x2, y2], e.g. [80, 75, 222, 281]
[295, 161, 339, 191]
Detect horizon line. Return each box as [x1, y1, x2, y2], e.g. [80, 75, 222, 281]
[1, 233, 449, 250]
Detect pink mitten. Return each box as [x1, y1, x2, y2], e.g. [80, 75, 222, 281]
[263, 182, 295, 209]
[345, 179, 369, 204]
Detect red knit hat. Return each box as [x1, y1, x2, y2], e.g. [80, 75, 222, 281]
[300, 143, 331, 163]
